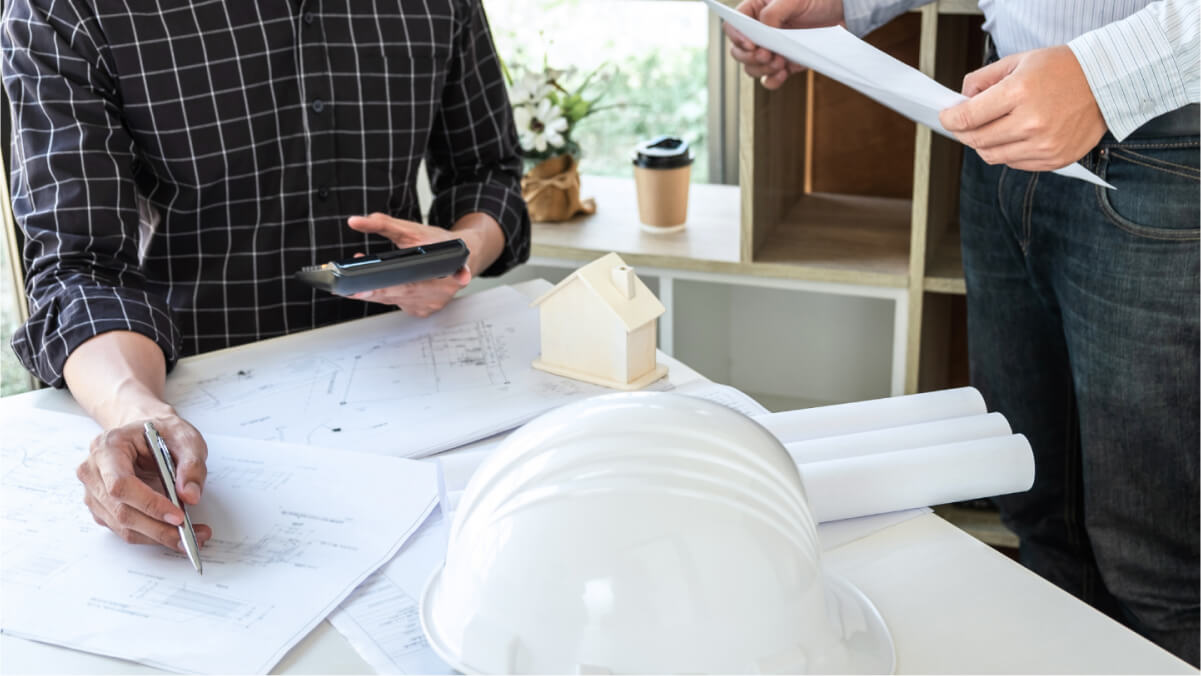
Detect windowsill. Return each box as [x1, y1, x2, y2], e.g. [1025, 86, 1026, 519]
[530, 174, 743, 270]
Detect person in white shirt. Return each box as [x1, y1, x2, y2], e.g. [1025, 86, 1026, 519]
[727, 0, 1200, 666]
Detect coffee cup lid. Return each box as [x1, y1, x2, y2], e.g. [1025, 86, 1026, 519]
[633, 136, 694, 169]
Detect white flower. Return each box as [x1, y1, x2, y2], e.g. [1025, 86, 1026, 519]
[509, 72, 550, 106]
[514, 99, 569, 154]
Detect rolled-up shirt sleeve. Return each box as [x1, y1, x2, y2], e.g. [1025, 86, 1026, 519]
[424, 0, 530, 277]
[1068, 0, 1201, 140]
[3, 1, 180, 387]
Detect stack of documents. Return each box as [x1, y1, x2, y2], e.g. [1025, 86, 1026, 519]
[0, 408, 439, 674]
[163, 285, 614, 459]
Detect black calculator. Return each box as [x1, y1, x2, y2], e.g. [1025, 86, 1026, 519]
[295, 239, 469, 295]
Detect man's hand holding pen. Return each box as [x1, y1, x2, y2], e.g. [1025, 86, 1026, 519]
[77, 414, 212, 554]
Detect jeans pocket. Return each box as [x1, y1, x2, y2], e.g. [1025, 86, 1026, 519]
[1095, 139, 1200, 241]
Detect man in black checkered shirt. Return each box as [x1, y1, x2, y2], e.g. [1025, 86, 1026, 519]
[3, 1, 530, 552]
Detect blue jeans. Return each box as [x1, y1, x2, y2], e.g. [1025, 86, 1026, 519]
[959, 137, 1200, 666]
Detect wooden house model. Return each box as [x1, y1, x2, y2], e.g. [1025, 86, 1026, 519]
[531, 253, 668, 390]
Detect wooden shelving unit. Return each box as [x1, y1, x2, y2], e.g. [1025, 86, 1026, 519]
[529, 1, 987, 397]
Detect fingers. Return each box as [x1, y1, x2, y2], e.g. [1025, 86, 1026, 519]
[950, 114, 1029, 151]
[940, 80, 1019, 134]
[79, 418, 213, 552]
[974, 141, 1073, 172]
[961, 56, 1017, 97]
[84, 488, 185, 548]
[352, 266, 470, 317]
[723, 23, 755, 52]
[730, 42, 793, 88]
[90, 430, 185, 526]
[726, 0, 791, 84]
[759, 0, 798, 28]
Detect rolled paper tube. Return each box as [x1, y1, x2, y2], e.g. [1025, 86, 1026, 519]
[785, 412, 1012, 465]
[798, 433, 1035, 523]
[754, 387, 987, 444]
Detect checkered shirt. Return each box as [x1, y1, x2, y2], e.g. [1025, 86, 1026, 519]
[3, 0, 530, 387]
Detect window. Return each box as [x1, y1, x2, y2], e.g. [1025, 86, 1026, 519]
[484, 0, 718, 182]
[0, 240, 25, 396]
[0, 86, 30, 396]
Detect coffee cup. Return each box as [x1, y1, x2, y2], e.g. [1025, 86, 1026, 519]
[632, 136, 693, 233]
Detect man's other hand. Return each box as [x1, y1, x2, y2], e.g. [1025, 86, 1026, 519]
[939, 45, 1108, 172]
[78, 415, 212, 552]
[346, 214, 472, 318]
[725, 0, 843, 90]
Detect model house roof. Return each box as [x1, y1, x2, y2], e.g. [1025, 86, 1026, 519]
[531, 252, 665, 332]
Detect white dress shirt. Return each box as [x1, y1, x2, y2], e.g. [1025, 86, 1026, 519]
[841, 0, 1201, 139]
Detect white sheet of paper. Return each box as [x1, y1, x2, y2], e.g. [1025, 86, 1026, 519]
[785, 411, 1012, 463]
[0, 408, 438, 674]
[817, 508, 930, 551]
[164, 285, 613, 459]
[799, 434, 1035, 523]
[327, 509, 452, 675]
[755, 386, 988, 443]
[705, 0, 1114, 188]
[673, 380, 772, 416]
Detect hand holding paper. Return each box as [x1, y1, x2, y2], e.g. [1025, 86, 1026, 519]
[939, 45, 1109, 172]
[722, 0, 844, 88]
[707, 0, 1113, 187]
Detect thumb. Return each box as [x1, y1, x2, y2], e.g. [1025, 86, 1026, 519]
[453, 265, 472, 286]
[758, 0, 796, 28]
[961, 55, 1017, 97]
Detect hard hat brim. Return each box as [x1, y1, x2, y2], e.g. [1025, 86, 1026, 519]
[420, 563, 895, 674]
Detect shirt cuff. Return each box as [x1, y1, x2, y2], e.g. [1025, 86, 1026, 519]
[842, 0, 927, 37]
[11, 285, 181, 388]
[428, 180, 531, 277]
[1068, 12, 1193, 140]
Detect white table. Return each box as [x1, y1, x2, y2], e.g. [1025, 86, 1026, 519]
[1, 283, 1194, 675]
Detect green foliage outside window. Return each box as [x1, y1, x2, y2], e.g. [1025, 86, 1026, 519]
[486, 0, 710, 181]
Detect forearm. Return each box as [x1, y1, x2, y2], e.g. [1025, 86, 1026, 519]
[451, 212, 506, 275]
[1068, 0, 1200, 139]
[842, 0, 933, 37]
[63, 331, 176, 430]
[425, 0, 530, 276]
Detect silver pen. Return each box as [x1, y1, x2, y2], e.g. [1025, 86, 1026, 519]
[144, 422, 203, 574]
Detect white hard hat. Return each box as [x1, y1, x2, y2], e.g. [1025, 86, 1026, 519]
[421, 392, 894, 674]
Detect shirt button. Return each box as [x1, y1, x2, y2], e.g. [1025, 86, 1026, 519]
[317, 186, 330, 200]
[311, 99, 325, 113]
[303, 12, 315, 25]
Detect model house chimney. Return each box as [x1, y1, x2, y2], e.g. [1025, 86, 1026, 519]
[611, 266, 636, 299]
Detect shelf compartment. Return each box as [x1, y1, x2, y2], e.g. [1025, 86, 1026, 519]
[740, 13, 921, 286]
[918, 291, 970, 392]
[753, 192, 912, 285]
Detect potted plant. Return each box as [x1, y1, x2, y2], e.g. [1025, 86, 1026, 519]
[507, 61, 618, 222]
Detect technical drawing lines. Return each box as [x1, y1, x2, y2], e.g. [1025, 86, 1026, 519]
[117, 575, 272, 629]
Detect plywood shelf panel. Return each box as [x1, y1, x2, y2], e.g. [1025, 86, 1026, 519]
[532, 178, 911, 287]
[752, 192, 912, 285]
